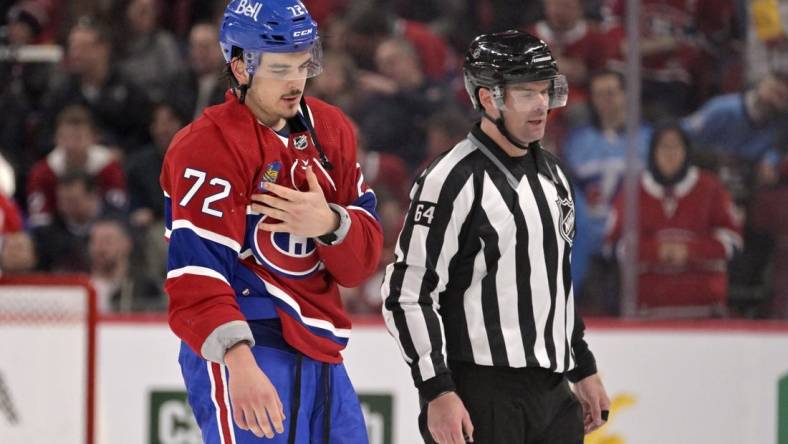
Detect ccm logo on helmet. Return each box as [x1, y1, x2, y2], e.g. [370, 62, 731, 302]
[234, 0, 262, 22]
[293, 29, 313, 37]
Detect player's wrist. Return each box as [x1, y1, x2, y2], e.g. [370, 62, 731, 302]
[317, 204, 351, 246]
[321, 207, 340, 235]
[224, 341, 254, 369]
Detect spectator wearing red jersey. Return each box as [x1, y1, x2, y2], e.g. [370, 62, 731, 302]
[530, 0, 619, 146]
[342, 5, 456, 81]
[604, 0, 735, 119]
[529, 0, 616, 102]
[27, 105, 126, 227]
[607, 124, 743, 317]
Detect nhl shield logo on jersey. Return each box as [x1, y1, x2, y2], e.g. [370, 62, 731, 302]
[556, 197, 575, 245]
[293, 135, 309, 151]
[252, 217, 321, 278]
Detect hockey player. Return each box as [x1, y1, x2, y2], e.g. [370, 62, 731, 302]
[160, 1, 383, 442]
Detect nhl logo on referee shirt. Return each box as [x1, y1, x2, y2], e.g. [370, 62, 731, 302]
[556, 197, 575, 245]
[293, 135, 309, 151]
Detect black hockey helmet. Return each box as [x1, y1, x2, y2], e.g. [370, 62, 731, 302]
[463, 30, 568, 111]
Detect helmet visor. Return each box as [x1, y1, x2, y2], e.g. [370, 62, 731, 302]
[496, 74, 569, 112]
[246, 39, 323, 80]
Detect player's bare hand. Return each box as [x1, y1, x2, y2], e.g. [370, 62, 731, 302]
[427, 391, 474, 443]
[251, 166, 339, 237]
[224, 343, 286, 438]
[573, 373, 611, 434]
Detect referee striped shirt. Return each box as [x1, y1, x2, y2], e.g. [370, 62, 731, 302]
[382, 124, 597, 401]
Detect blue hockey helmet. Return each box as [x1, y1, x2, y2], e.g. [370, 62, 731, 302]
[220, 0, 322, 79]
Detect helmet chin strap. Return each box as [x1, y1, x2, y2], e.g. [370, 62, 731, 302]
[237, 74, 254, 104]
[481, 109, 534, 150]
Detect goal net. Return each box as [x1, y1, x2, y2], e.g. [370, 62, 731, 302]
[0, 275, 96, 444]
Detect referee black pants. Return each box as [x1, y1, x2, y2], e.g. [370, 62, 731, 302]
[419, 360, 583, 444]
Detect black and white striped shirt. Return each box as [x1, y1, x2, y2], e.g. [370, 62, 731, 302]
[382, 124, 597, 401]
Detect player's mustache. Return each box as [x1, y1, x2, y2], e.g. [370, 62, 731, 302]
[281, 90, 303, 98]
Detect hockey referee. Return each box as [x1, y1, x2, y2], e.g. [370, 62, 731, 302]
[382, 30, 610, 444]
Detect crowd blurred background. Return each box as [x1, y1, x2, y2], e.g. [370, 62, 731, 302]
[0, 0, 786, 320]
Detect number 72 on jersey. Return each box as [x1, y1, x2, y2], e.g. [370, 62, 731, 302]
[178, 168, 232, 218]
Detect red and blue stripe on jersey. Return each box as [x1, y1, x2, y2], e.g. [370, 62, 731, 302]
[161, 93, 382, 364]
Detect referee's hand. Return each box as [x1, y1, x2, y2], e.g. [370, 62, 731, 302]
[427, 391, 474, 443]
[573, 373, 611, 434]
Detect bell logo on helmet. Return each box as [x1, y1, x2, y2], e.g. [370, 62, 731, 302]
[234, 0, 262, 22]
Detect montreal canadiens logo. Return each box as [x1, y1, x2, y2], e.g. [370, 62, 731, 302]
[252, 216, 321, 278]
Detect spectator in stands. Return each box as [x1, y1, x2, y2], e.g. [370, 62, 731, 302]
[27, 105, 126, 227]
[604, 0, 735, 120]
[302, 0, 349, 25]
[308, 50, 359, 114]
[126, 102, 182, 228]
[342, 4, 454, 81]
[32, 171, 121, 273]
[88, 218, 164, 313]
[681, 73, 788, 315]
[5, 0, 50, 45]
[607, 124, 742, 317]
[114, 0, 184, 103]
[750, 157, 788, 318]
[354, 121, 410, 208]
[353, 37, 453, 167]
[166, 22, 226, 121]
[682, 73, 788, 167]
[529, 0, 615, 101]
[126, 101, 184, 281]
[41, 17, 150, 154]
[529, 0, 618, 146]
[563, 70, 651, 314]
[421, 108, 471, 170]
[0, 192, 35, 274]
[744, 0, 787, 85]
[0, 1, 55, 173]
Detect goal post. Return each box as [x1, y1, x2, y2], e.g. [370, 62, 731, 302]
[0, 275, 96, 444]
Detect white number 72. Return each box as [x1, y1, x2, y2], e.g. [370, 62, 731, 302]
[179, 168, 231, 217]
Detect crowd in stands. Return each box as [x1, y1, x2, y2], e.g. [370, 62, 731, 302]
[0, 0, 786, 320]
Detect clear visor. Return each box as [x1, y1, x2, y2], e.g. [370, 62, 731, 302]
[245, 40, 324, 80]
[494, 75, 569, 112]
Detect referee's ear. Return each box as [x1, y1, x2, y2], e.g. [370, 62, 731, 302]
[478, 88, 499, 118]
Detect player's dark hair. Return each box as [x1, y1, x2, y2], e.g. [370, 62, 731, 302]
[222, 46, 245, 88]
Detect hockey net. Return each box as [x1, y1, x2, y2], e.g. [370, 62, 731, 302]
[0, 275, 96, 444]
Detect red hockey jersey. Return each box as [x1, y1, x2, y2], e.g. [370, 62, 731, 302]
[161, 92, 383, 364]
[26, 145, 127, 226]
[0, 194, 23, 234]
[607, 167, 742, 309]
[604, 0, 733, 84]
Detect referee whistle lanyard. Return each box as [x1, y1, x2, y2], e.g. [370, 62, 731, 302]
[468, 132, 570, 201]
